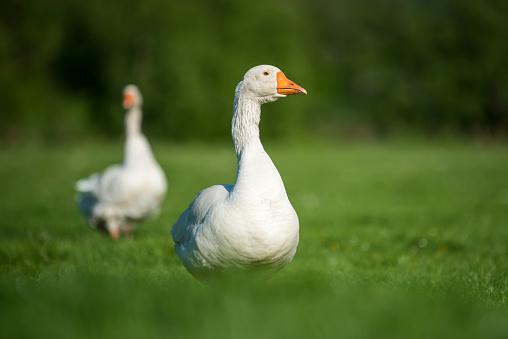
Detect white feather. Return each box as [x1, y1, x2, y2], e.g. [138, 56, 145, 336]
[172, 65, 306, 281]
[76, 85, 167, 238]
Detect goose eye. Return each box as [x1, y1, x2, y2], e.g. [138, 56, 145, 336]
[263, 71, 269, 76]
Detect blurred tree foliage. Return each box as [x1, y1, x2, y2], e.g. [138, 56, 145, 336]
[1, 0, 507, 144]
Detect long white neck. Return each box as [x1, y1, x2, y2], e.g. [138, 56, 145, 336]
[230, 86, 286, 199]
[123, 106, 156, 167]
[125, 106, 142, 137]
[231, 87, 262, 159]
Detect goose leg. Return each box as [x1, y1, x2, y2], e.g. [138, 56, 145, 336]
[121, 220, 136, 238]
[107, 220, 121, 239]
[108, 228, 120, 239]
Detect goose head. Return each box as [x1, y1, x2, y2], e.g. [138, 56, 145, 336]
[237, 65, 307, 104]
[123, 84, 143, 110]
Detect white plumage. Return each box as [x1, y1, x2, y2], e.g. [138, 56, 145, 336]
[171, 65, 307, 281]
[76, 85, 167, 238]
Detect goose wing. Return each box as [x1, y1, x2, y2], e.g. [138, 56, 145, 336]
[171, 184, 232, 246]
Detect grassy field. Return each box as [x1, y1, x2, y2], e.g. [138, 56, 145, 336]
[1, 140, 508, 338]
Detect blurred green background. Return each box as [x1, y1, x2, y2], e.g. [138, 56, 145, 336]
[2, 0, 507, 144]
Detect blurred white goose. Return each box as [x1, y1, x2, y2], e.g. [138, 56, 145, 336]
[171, 65, 307, 281]
[76, 85, 167, 238]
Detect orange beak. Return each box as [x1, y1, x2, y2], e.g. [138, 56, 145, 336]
[276, 71, 307, 95]
[123, 92, 135, 109]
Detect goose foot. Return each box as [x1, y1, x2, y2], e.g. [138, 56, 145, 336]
[108, 228, 120, 239]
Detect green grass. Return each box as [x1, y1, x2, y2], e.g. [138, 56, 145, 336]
[1, 140, 508, 338]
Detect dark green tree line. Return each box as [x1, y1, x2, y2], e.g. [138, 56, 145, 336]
[1, 0, 507, 144]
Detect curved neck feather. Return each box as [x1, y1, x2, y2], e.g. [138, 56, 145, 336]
[125, 107, 142, 136]
[123, 107, 154, 168]
[231, 91, 262, 158]
[123, 135, 155, 167]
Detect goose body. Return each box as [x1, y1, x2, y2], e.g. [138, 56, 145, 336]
[76, 85, 167, 238]
[172, 65, 306, 281]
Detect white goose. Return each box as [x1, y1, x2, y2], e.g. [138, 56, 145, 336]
[171, 65, 307, 281]
[76, 85, 167, 238]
